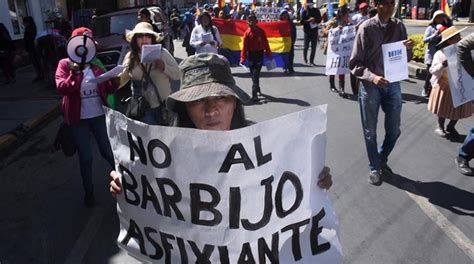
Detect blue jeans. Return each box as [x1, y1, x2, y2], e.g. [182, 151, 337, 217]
[71, 115, 115, 193]
[359, 81, 402, 171]
[459, 124, 474, 161]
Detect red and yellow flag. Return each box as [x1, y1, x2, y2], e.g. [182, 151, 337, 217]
[213, 18, 292, 68]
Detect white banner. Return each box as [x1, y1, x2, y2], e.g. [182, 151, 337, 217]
[106, 105, 343, 263]
[382, 41, 409, 83]
[444, 44, 474, 108]
[325, 26, 356, 75]
[255, 7, 281, 22]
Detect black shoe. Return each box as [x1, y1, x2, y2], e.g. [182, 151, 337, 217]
[304, 58, 308, 64]
[288, 69, 295, 74]
[252, 96, 260, 102]
[84, 191, 96, 207]
[381, 163, 394, 177]
[310, 62, 317, 67]
[338, 90, 346, 97]
[446, 127, 461, 138]
[455, 157, 474, 176]
[330, 87, 338, 93]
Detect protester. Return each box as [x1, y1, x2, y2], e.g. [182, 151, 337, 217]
[456, 124, 474, 175]
[119, 22, 180, 125]
[349, 0, 414, 185]
[110, 53, 333, 195]
[323, 6, 352, 97]
[351, 2, 369, 25]
[23, 16, 44, 83]
[170, 8, 181, 39]
[240, 14, 273, 102]
[422, 10, 448, 98]
[229, 3, 239, 19]
[218, 10, 226, 19]
[182, 12, 196, 56]
[301, 0, 322, 66]
[349, 3, 370, 96]
[0, 23, 16, 84]
[457, 32, 474, 76]
[55, 27, 118, 207]
[190, 12, 222, 54]
[427, 26, 472, 138]
[280, 10, 296, 74]
[368, 8, 378, 17]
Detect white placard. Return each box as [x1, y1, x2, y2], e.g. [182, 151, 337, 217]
[86, 65, 126, 84]
[382, 41, 408, 82]
[201, 32, 213, 43]
[325, 26, 356, 75]
[105, 105, 343, 263]
[310, 22, 319, 29]
[255, 7, 281, 22]
[140, 44, 162, 64]
[444, 44, 474, 108]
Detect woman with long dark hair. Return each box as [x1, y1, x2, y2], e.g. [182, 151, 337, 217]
[119, 22, 180, 125]
[23, 16, 44, 82]
[190, 12, 221, 54]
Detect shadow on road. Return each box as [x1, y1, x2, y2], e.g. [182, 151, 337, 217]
[402, 93, 428, 104]
[233, 71, 324, 78]
[384, 173, 474, 216]
[245, 94, 310, 106]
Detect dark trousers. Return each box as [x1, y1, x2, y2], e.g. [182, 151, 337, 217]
[71, 115, 115, 194]
[28, 50, 44, 79]
[0, 54, 15, 81]
[350, 74, 359, 95]
[459, 124, 474, 161]
[423, 64, 432, 95]
[303, 32, 318, 63]
[249, 51, 264, 96]
[288, 41, 295, 71]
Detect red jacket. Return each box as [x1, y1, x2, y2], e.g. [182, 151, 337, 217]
[240, 25, 272, 63]
[55, 58, 118, 125]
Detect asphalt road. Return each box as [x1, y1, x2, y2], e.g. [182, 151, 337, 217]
[0, 26, 473, 264]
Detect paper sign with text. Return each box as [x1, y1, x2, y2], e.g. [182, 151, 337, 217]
[105, 106, 342, 263]
[444, 44, 474, 108]
[141, 44, 162, 64]
[255, 7, 281, 22]
[382, 41, 408, 82]
[325, 26, 356, 75]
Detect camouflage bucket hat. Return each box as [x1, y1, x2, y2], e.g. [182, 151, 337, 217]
[167, 53, 251, 112]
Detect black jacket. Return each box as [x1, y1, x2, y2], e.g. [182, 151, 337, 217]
[301, 8, 322, 33]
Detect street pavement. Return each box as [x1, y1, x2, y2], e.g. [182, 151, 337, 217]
[0, 25, 473, 263]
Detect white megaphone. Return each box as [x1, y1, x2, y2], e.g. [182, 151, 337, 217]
[66, 35, 96, 69]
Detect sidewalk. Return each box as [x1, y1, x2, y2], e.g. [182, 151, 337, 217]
[403, 17, 472, 26]
[0, 65, 61, 155]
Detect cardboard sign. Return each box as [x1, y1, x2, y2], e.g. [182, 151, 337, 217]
[445, 44, 474, 107]
[325, 26, 356, 75]
[105, 106, 343, 263]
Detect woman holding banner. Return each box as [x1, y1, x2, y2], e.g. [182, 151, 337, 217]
[428, 26, 473, 138]
[190, 12, 222, 54]
[110, 53, 333, 195]
[119, 22, 180, 125]
[322, 6, 351, 97]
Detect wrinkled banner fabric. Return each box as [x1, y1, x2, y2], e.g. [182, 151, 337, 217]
[105, 105, 343, 263]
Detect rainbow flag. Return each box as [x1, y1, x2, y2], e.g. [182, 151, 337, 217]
[213, 18, 292, 68]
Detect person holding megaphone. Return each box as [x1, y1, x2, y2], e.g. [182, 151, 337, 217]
[55, 27, 119, 207]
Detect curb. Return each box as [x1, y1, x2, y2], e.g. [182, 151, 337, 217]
[0, 103, 61, 154]
[408, 60, 428, 80]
